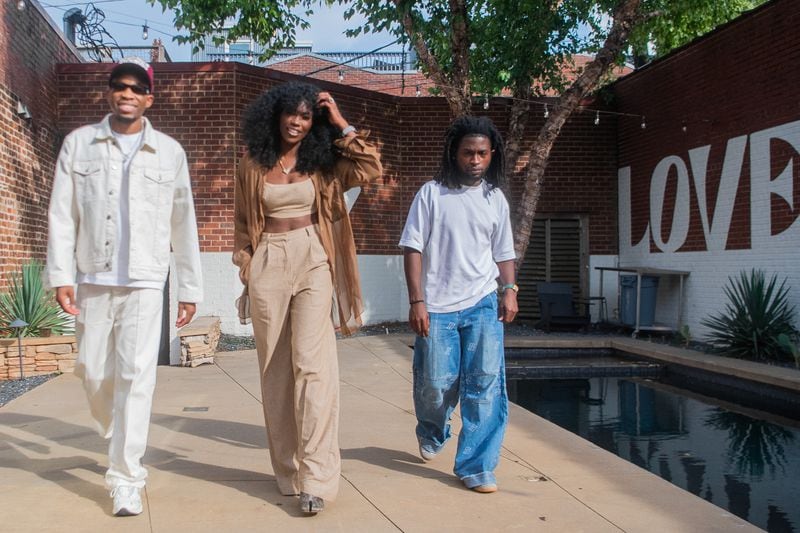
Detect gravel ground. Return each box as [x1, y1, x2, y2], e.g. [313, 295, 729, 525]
[0, 374, 58, 408]
[216, 321, 645, 352]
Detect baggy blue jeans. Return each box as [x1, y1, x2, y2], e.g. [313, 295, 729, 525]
[413, 292, 508, 488]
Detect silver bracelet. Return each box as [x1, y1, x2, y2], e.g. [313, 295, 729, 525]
[341, 125, 356, 137]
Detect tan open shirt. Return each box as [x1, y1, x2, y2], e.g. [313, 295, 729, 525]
[232, 132, 383, 335]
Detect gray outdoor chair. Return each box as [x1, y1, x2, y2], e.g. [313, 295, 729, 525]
[535, 282, 591, 332]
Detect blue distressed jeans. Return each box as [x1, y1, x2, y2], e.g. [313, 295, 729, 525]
[413, 292, 508, 488]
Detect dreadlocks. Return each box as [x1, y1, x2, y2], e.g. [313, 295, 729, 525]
[435, 115, 506, 189]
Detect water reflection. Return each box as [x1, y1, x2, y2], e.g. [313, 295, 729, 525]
[705, 409, 794, 478]
[510, 377, 800, 533]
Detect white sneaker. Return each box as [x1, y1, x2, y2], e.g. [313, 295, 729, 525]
[419, 445, 437, 462]
[111, 485, 142, 516]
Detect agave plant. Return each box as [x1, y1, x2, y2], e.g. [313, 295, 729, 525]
[0, 260, 74, 338]
[701, 269, 798, 363]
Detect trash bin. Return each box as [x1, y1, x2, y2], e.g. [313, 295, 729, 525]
[619, 275, 659, 327]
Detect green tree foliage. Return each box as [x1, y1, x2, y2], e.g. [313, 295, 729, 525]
[629, 0, 764, 60]
[152, 0, 763, 108]
[151, 0, 315, 56]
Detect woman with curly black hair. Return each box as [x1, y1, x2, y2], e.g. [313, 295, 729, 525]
[232, 82, 382, 514]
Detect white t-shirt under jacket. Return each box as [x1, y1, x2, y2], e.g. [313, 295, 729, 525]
[398, 179, 516, 313]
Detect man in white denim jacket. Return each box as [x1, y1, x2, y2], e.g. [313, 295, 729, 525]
[46, 57, 203, 517]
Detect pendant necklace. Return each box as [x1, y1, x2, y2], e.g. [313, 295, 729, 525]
[278, 156, 294, 175]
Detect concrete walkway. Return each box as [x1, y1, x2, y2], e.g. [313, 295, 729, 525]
[0, 335, 759, 532]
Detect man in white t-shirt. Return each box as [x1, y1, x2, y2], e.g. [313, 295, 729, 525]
[46, 57, 203, 516]
[399, 115, 518, 493]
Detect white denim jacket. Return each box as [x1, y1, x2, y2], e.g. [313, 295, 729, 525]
[46, 115, 203, 303]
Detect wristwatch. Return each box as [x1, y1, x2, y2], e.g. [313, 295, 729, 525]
[501, 283, 519, 293]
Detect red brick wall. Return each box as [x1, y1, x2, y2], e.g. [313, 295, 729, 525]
[390, 98, 619, 255]
[269, 56, 435, 96]
[53, 62, 619, 259]
[614, 0, 800, 253]
[0, 1, 81, 289]
[58, 63, 246, 254]
[2, 11, 620, 281]
[509, 102, 619, 254]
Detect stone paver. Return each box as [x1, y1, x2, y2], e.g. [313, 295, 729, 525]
[0, 336, 759, 532]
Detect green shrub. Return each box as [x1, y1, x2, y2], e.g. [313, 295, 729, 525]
[701, 269, 798, 363]
[0, 260, 74, 338]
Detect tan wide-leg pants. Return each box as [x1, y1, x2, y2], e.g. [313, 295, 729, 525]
[249, 224, 340, 501]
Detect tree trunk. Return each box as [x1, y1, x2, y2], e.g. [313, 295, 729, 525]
[504, 84, 532, 181]
[512, 0, 643, 271]
[394, 0, 472, 116]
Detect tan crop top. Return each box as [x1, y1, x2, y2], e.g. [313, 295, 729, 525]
[262, 179, 317, 218]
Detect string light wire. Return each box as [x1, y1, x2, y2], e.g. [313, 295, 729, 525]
[292, 49, 647, 125]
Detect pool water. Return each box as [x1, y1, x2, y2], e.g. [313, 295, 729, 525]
[510, 376, 800, 533]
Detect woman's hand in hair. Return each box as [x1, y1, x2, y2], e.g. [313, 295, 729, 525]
[317, 91, 349, 131]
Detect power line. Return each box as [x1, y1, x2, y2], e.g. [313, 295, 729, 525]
[42, 0, 123, 6]
[41, 1, 180, 39]
[302, 38, 403, 76]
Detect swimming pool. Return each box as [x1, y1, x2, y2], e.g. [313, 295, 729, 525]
[509, 374, 800, 532]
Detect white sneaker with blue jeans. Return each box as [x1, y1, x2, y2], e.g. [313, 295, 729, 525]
[419, 444, 437, 461]
[412, 292, 508, 489]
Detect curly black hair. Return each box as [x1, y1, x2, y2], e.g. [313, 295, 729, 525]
[242, 82, 338, 174]
[435, 115, 506, 190]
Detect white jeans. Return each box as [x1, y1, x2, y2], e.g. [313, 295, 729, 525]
[74, 284, 163, 490]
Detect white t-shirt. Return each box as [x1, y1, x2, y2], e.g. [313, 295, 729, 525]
[398, 179, 516, 313]
[78, 129, 161, 289]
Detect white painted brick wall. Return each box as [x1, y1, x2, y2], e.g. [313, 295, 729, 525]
[356, 254, 408, 323]
[175, 243, 800, 351]
[588, 255, 620, 323]
[615, 246, 800, 341]
[180, 253, 408, 341]
[616, 119, 800, 342]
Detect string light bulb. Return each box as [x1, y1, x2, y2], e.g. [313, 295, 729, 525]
[640, 116, 646, 129]
[142, 21, 149, 40]
[543, 104, 549, 118]
[415, 85, 421, 97]
[338, 70, 344, 82]
[17, 0, 25, 10]
[483, 95, 489, 110]
[594, 111, 600, 125]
